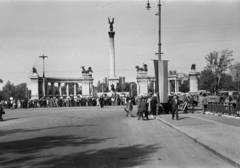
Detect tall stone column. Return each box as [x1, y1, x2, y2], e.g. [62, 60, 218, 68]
[109, 31, 116, 78]
[58, 83, 62, 96]
[66, 83, 69, 96]
[108, 19, 119, 90]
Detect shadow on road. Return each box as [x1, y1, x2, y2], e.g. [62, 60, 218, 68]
[178, 117, 191, 120]
[0, 124, 96, 136]
[35, 144, 161, 168]
[1, 117, 21, 121]
[0, 135, 116, 167]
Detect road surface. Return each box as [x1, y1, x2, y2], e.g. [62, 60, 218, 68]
[0, 106, 233, 168]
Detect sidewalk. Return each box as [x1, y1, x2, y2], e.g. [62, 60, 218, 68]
[157, 110, 240, 168]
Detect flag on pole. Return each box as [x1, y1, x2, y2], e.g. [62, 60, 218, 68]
[153, 60, 159, 94]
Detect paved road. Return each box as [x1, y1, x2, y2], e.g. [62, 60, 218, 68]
[0, 106, 234, 168]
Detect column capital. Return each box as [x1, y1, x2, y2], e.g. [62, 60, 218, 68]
[108, 31, 115, 38]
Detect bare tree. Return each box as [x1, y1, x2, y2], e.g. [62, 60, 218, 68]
[205, 49, 234, 94]
[229, 62, 240, 81]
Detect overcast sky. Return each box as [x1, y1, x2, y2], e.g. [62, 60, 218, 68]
[0, 0, 239, 87]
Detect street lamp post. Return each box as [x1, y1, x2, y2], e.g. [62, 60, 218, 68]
[147, 1, 161, 60]
[147, 0, 168, 116]
[39, 55, 48, 98]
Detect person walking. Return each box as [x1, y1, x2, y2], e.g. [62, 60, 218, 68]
[170, 95, 180, 120]
[202, 93, 208, 114]
[182, 94, 188, 114]
[188, 95, 194, 113]
[0, 100, 5, 121]
[99, 96, 104, 108]
[125, 99, 134, 117]
[137, 97, 149, 120]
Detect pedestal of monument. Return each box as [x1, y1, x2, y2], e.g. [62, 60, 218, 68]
[108, 77, 119, 91]
[81, 73, 93, 97]
[30, 72, 39, 100]
[189, 69, 200, 94]
[136, 72, 149, 96]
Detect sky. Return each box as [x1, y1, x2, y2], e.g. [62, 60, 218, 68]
[0, 0, 239, 88]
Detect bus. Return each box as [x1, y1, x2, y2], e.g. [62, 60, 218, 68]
[218, 91, 238, 100]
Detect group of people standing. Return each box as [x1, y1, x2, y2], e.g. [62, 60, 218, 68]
[122, 93, 197, 121]
[123, 95, 151, 120]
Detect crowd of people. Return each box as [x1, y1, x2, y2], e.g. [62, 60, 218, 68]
[0, 95, 136, 110]
[1, 92, 239, 122]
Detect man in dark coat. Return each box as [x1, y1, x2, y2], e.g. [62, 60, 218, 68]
[99, 96, 104, 108]
[24, 98, 28, 109]
[0, 101, 5, 121]
[137, 97, 149, 120]
[170, 95, 181, 120]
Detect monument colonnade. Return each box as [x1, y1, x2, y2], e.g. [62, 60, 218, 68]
[30, 73, 94, 99]
[44, 81, 82, 97]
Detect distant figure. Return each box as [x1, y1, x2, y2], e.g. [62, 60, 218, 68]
[108, 18, 114, 31]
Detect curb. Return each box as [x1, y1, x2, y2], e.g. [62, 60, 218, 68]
[157, 117, 240, 168]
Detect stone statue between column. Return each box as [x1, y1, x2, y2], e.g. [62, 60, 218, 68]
[110, 83, 115, 92]
[169, 70, 177, 75]
[191, 64, 196, 70]
[32, 66, 39, 77]
[108, 18, 114, 31]
[135, 63, 148, 72]
[81, 66, 93, 74]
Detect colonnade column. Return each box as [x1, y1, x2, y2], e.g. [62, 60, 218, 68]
[74, 83, 77, 96]
[58, 83, 62, 96]
[168, 80, 171, 94]
[66, 83, 69, 96]
[176, 80, 179, 92]
[46, 82, 49, 96]
[51, 82, 55, 96]
[174, 80, 177, 93]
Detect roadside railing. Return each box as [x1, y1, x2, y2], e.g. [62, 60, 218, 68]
[207, 102, 240, 116]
